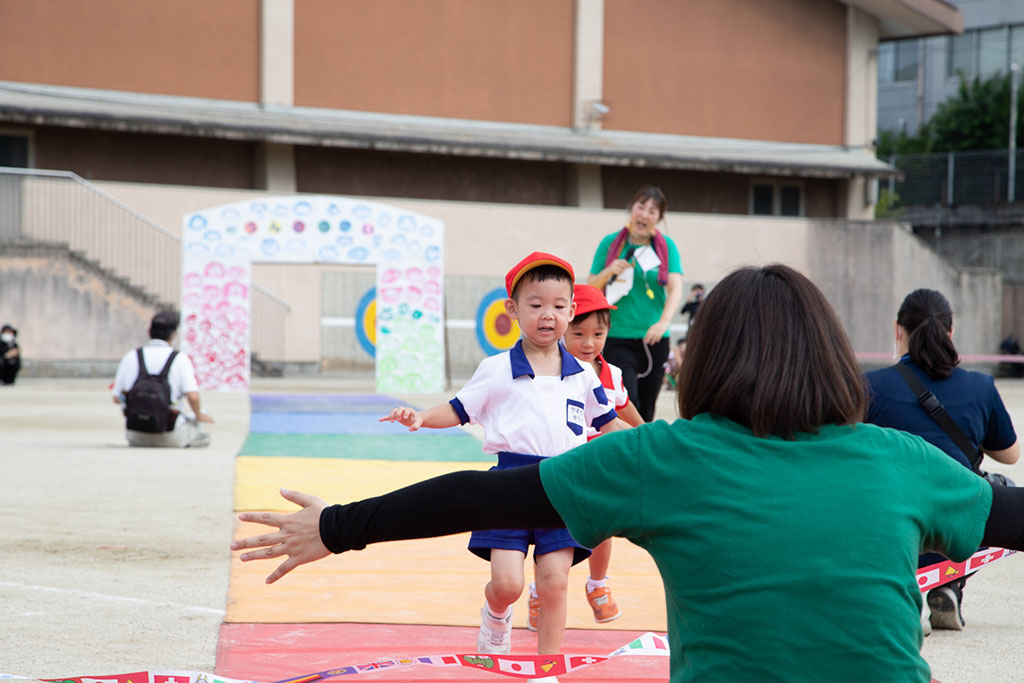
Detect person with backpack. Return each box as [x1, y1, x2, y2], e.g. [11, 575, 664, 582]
[111, 310, 212, 448]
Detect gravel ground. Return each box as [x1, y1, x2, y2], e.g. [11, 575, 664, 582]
[1, 376, 1023, 681]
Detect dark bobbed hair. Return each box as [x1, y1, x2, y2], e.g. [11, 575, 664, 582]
[569, 308, 611, 328]
[628, 185, 667, 221]
[897, 288, 959, 379]
[677, 264, 866, 439]
[511, 264, 574, 300]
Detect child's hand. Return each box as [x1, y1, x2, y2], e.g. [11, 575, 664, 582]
[380, 406, 424, 431]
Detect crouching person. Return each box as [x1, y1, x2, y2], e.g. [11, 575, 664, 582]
[112, 310, 213, 448]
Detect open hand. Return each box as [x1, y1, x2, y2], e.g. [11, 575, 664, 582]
[379, 406, 424, 431]
[230, 489, 330, 584]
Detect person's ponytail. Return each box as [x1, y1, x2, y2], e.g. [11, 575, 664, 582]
[897, 289, 959, 379]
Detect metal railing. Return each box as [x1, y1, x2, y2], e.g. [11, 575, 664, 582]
[0, 167, 290, 361]
[887, 149, 1024, 207]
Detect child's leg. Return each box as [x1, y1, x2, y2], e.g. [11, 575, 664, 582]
[584, 539, 621, 622]
[588, 539, 612, 581]
[485, 548, 526, 613]
[534, 547, 574, 654]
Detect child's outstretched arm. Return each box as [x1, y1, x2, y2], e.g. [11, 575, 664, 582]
[380, 403, 460, 431]
[617, 400, 644, 427]
[597, 417, 630, 434]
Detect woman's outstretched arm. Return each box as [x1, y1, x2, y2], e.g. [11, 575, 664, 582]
[981, 480, 1024, 550]
[231, 464, 560, 583]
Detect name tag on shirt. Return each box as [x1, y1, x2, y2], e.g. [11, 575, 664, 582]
[566, 399, 585, 436]
[634, 245, 662, 272]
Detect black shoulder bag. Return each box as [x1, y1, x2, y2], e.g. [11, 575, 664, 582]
[892, 363, 1012, 485]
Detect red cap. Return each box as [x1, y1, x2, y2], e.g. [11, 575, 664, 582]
[505, 251, 575, 297]
[573, 284, 616, 316]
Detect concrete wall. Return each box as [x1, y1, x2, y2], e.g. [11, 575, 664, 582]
[0, 243, 155, 374]
[808, 221, 1002, 360]
[5, 181, 999, 378]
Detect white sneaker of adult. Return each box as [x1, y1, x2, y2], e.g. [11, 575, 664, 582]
[477, 605, 512, 655]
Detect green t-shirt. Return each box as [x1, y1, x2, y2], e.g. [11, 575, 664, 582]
[540, 414, 991, 683]
[590, 231, 683, 339]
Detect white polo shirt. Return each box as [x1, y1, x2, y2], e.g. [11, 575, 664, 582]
[112, 339, 199, 418]
[449, 340, 617, 457]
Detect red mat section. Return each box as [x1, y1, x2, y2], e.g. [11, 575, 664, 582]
[216, 623, 669, 682]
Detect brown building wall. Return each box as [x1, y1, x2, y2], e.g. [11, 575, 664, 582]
[294, 0, 574, 126]
[602, 0, 846, 144]
[0, 0, 259, 102]
[34, 128, 257, 189]
[295, 146, 571, 205]
[602, 166, 839, 218]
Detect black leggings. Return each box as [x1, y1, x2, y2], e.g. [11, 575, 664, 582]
[603, 337, 670, 422]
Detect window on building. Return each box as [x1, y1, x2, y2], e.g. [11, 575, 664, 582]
[752, 184, 775, 215]
[779, 186, 802, 217]
[878, 42, 895, 84]
[0, 135, 29, 167]
[948, 31, 976, 78]
[1011, 25, 1024, 71]
[895, 39, 920, 82]
[979, 26, 1009, 76]
[751, 182, 803, 217]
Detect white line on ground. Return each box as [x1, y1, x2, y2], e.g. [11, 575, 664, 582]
[0, 580, 225, 615]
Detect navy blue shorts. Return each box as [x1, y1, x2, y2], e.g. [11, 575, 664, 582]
[468, 451, 591, 566]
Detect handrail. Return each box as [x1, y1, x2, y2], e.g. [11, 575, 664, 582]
[0, 165, 291, 312]
[0, 166, 291, 361]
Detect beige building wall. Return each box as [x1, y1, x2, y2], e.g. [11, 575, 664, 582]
[293, 0, 575, 126]
[601, 0, 847, 144]
[0, 0, 260, 102]
[4, 182, 990, 373]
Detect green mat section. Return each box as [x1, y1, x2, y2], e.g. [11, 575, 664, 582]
[239, 433, 490, 461]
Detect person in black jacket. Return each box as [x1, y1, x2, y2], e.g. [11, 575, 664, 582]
[1, 324, 21, 385]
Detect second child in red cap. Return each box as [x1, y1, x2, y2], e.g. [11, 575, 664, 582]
[381, 251, 627, 682]
[524, 284, 644, 632]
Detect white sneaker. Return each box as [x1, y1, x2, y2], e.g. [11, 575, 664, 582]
[477, 605, 512, 655]
[527, 678, 559, 683]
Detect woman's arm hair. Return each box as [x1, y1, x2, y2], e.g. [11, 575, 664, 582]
[319, 464, 562, 553]
[981, 481, 1024, 550]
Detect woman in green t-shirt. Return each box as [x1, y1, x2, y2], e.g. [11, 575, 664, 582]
[233, 265, 1024, 683]
[587, 186, 683, 422]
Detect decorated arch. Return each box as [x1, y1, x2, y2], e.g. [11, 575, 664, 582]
[181, 196, 445, 393]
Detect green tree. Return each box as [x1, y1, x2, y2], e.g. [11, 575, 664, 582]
[924, 72, 1022, 152]
[877, 71, 1024, 158]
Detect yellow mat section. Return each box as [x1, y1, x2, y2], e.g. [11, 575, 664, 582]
[230, 455, 667, 631]
[234, 456, 492, 511]
[228, 521, 667, 631]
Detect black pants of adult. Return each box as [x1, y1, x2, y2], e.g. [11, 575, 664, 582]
[602, 336, 669, 423]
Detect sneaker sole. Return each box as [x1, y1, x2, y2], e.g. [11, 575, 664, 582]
[927, 591, 964, 631]
[594, 611, 621, 624]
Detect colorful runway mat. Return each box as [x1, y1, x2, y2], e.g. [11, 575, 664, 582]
[219, 392, 668, 681]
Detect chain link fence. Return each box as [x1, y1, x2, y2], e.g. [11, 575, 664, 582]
[887, 149, 1024, 207]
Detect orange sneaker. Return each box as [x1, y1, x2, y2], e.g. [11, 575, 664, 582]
[527, 588, 540, 632]
[586, 584, 621, 623]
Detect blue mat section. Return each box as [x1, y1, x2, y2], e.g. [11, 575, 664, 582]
[249, 412, 469, 436]
[249, 393, 474, 437]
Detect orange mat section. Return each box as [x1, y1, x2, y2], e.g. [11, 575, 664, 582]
[228, 520, 667, 632]
[216, 622, 671, 682]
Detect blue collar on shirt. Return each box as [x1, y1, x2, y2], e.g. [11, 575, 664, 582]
[509, 339, 585, 379]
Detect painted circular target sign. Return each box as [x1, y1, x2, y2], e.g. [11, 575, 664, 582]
[355, 287, 377, 358]
[475, 287, 520, 355]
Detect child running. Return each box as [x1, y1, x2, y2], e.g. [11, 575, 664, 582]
[526, 284, 643, 630]
[381, 252, 625, 683]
